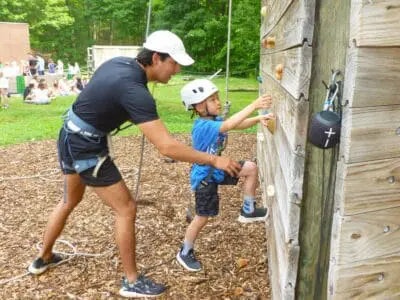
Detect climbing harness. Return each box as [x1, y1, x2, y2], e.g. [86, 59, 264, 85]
[308, 70, 343, 149]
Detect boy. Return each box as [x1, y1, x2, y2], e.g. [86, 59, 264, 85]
[177, 79, 274, 271]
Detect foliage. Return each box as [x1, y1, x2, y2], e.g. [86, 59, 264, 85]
[1, 0, 261, 73]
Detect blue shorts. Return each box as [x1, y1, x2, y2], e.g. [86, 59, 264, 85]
[57, 127, 122, 186]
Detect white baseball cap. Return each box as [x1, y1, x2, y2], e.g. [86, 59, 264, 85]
[143, 30, 194, 66]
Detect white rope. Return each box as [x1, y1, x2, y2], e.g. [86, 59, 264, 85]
[225, 0, 233, 103]
[0, 239, 114, 285]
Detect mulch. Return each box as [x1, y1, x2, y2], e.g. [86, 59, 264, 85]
[0, 133, 270, 299]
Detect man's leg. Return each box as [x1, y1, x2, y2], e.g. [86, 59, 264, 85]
[92, 180, 138, 282]
[39, 173, 86, 260]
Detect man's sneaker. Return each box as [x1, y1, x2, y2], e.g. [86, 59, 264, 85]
[119, 275, 167, 298]
[176, 248, 201, 272]
[28, 253, 64, 275]
[238, 206, 268, 223]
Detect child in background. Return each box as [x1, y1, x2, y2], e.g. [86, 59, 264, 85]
[0, 72, 9, 108]
[177, 79, 274, 271]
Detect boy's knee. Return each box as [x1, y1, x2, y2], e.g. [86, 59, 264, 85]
[246, 161, 258, 174]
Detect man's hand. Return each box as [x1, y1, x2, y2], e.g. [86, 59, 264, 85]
[213, 156, 242, 177]
[253, 94, 273, 110]
[259, 112, 275, 127]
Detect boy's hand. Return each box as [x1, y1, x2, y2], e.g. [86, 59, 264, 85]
[253, 94, 273, 110]
[213, 156, 241, 177]
[260, 113, 275, 127]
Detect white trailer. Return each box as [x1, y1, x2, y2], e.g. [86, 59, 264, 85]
[87, 45, 142, 75]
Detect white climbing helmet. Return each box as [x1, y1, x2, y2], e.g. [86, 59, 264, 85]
[181, 79, 219, 111]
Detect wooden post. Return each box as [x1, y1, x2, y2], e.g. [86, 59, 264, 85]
[296, 0, 350, 299]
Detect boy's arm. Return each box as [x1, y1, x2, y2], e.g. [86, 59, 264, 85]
[138, 119, 241, 176]
[233, 113, 275, 130]
[219, 94, 272, 132]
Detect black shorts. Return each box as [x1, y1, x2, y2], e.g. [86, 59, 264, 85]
[57, 127, 122, 186]
[195, 162, 244, 217]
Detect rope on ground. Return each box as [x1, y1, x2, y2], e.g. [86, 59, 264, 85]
[0, 239, 115, 285]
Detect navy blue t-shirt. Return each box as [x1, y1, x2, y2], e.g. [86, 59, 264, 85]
[72, 57, 159, 133]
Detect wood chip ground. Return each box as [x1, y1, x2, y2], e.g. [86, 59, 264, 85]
[0, 133, 270, 299]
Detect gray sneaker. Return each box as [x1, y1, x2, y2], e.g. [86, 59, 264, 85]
[176, 248, 201, 272]
[119, 275, 167, 298]
[238, 206, 268, 223]
[28, 253, 64, 275]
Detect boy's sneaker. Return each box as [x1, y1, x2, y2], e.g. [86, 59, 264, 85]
[28, 253, 64, 275]
[238, 205, 268, 223]
[119, 275, 167, 298]
[176, 248, 201, 272]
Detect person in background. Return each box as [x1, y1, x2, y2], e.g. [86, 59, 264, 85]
[0, 71, 9, 108]
[74, 62, 80, 75]
[48, 59, 56, 75]
[37, 55, 45, 76]
[28, 54, 38, 76]
[56, 60, 64, 75]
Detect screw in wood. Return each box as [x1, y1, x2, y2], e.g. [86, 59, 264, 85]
[388, 176, 396, 184]
[383, 225, 390, 233]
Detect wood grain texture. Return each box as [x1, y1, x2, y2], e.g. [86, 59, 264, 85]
[344, 47, 400, 108]
[261, 43, 312, 100]
[261, 0, 315, 53]
[350, 0, 400, 47]
[260, 0, 293, 37]
[340, 105, 400, 163]
[335, 158, 400, 215]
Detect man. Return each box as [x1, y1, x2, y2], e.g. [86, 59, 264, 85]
[28, 30, 241, 298]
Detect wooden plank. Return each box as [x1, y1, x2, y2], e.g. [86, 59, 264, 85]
[258, 138, 300, 300]
[261, 43, 312, 99]
[260, 123, 302, 243]
[335, 157, 400, 215]
[333, 206, 400, 265]
[328, 251, 400, 299]
[297, 0, 351, 298]
[261, 0, 315, 53]
[344, 47, 400, 108]
[260, 0, 293, 37]
[350, 0, 400, 47]
[340, 105, 400, 164]
[260, 73, 309, 154]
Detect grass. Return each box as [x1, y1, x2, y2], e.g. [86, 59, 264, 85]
[0, 76, 259, 147]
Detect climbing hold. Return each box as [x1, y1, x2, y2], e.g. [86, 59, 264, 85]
[275, 64, 284, 81]
[266, 37, 276, 49]
[267, 185, 275, 197]
[267, 119, 276, 134]
[261, 6, 268, 17]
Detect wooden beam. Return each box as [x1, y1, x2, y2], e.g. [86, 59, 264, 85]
[350, 0, 400, 47]
[328, 253, 400, 299]
[261, 0, 293, 37]
[335, 157, 400, 215]
[341, 104, 400, 164]
[297, 0, 351, 299]
[261, 43, 313, 99]
[261, 0, 315, 53]
[344, 47, 400, 108]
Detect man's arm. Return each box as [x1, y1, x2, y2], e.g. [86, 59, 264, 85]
[138, 119, 241, 176]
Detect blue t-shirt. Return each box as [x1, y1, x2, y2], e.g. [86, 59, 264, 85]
[190, 117, 227, 190]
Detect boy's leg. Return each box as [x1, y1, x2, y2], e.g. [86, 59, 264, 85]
[237, 161, 268, 223]
[177, 183, 218, 271]
[29, 174, 86, 274]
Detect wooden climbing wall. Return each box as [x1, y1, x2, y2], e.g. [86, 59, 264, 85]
[257, 0, 314, 299]
[328, 1, 400, 299]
